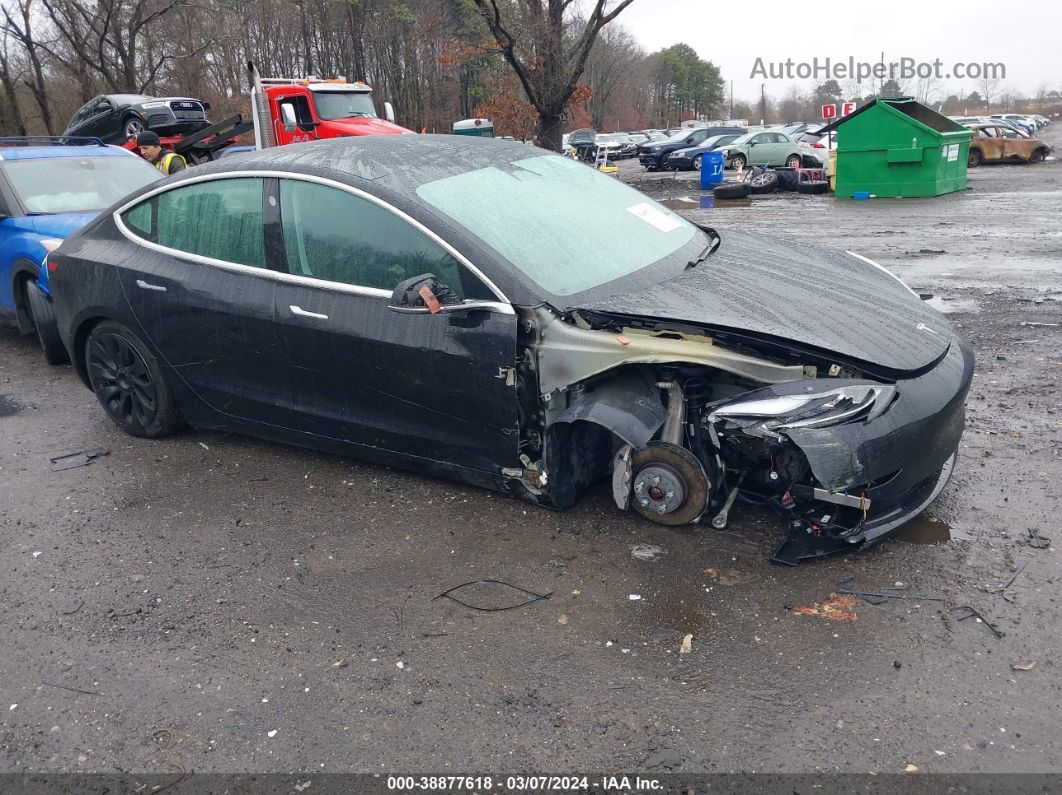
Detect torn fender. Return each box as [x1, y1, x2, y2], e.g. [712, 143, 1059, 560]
[547, 369, 666, 450]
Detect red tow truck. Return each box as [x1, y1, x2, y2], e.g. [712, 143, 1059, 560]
[123, 62, 413, 164]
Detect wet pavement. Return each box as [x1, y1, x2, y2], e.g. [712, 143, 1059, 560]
[2, 125, 1061, 775]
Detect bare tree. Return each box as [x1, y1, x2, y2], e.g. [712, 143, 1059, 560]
[978, 75, 1001, 111]
[39, 0, 190, 92]
[0, 0, 56, 132]
[0, 31, 27, 134]
[470, 0, 637, 150]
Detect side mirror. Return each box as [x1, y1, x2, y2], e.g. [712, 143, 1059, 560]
[388, 273, 460, 314]
[384, 101, 395, 124]
[280, 103, 297, 132]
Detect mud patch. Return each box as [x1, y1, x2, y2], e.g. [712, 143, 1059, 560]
[892, 514, 952, 544]
[705, 567, 758, 586]
[0, 394, 26, 417]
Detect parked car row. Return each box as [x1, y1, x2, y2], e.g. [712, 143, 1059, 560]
[24, 133, 973, 564]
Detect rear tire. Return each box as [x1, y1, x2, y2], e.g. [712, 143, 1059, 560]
[123, 115, 145, 140]
[25, 281, 69, 366]
[713, 182, 752, 200]
[968, 148, 983, 167]
[85, 320, 183, 438]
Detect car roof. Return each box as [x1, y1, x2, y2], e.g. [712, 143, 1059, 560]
[178, 135, 562, 193]
[0, 144, 133, 161]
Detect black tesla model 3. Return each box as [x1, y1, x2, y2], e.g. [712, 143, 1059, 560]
[47, 136, 974, 564]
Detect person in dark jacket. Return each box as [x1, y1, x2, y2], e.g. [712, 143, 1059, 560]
[137, 131, 187, 175]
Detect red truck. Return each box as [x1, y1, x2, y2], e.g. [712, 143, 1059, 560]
[248, 62, 413, 146]
[123, 63, 412, 163]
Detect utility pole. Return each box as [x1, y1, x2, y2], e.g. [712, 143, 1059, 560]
[729, 79, 733, 119]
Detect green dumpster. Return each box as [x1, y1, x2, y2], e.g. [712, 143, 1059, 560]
[821, 98, 972, 198]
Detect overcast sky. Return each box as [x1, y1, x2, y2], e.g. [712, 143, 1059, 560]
[612, 0, 1062, 103]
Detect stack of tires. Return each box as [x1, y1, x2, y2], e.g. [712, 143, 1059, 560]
[712, 166, 828, 200]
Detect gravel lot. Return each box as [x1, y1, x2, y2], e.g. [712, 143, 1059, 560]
[2, 125, 1060, 776]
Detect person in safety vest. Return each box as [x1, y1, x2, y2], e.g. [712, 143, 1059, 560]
[137, 131, 187, 175]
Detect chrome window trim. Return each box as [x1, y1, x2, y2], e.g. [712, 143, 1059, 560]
[111, 169, 515, 313]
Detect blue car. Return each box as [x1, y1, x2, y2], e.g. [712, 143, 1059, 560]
[0, 137, 160, 363]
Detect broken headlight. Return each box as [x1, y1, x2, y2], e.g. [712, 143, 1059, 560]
[706, 384, 896, 442]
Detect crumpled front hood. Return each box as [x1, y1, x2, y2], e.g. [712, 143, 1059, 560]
[577, 230, 954, 375]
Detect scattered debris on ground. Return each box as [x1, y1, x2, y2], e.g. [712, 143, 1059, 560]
[433, 579, 552, 612]
[950, 605, 1005, 639]
[49, 447, 109, 471]
[1026, 528, 1050, 549]
[789, 594, 859, 622]
[630, 543, 665, 562]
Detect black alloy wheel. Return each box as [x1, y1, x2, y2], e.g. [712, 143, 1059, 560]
[86, 322, 182, 438]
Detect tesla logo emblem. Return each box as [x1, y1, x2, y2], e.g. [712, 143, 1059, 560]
[917, 322, 939, 334]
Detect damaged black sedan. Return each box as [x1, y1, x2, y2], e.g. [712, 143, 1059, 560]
[47, 136, 974, 564]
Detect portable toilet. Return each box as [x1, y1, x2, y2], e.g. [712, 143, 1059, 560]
[452, 118, 494, 138]
[819, 98, 972, 197]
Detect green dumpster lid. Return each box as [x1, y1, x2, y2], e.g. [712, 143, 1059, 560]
[819, 97, 966, 135]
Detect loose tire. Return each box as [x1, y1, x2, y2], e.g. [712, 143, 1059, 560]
[749, 169, 780, 194]
[85, 321, 183, 438]
[797, 180, 829, 195]
[776, 169, 801, 191]
[729, 154, 747, 171]
[25, 281, 69, 366]
[968, 148, 983, 167]
[713, 182, 752, 200]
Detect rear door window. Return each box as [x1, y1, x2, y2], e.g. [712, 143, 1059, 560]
[121, 178, 266, 268]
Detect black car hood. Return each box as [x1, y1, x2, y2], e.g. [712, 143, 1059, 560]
[576, 230, 953, 375]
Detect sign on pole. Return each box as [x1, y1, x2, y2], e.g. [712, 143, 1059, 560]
[841, 101, 857, 116]
[821, 104, 837, 120]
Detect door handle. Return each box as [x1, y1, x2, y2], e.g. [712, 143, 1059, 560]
[136, 279, 166, 292]
[289, 304, 328, 320]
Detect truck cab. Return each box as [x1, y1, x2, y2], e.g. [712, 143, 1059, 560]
[255, 75, 413, 146]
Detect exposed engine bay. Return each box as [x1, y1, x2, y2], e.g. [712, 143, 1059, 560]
[507, 301, 970, 565]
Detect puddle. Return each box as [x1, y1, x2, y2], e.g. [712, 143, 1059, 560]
[892, 514, 952, 544]
[659, 196, 753, 210]
[0, 394, 26, 418]
[660, 196, 709, 210]
[922, 295, 980, 314]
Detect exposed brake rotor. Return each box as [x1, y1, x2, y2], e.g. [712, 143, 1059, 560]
[629, 441, 709, 527]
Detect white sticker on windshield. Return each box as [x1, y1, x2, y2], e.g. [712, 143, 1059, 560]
[626, 202, 682, 233]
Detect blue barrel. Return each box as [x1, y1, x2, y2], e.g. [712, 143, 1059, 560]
[700, 151, 725, 189]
